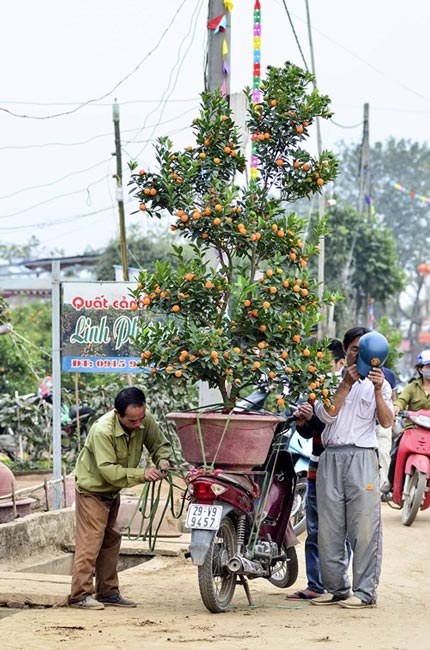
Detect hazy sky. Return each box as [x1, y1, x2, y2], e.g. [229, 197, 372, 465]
[1, 0, 429, 259]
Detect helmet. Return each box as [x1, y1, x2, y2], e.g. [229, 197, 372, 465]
[416, 349, 430, 366]
[38, 376, 53, 401]
[356, 332, 389, 378]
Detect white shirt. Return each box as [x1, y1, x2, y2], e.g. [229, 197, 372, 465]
[314, 377, 393, 448]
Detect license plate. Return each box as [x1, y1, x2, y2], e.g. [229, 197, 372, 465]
[185, 504, 223, 530]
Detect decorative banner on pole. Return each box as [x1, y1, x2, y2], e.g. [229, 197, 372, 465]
[365, 194, 375, 216]
[208, 13, 227, 34]
[250, 0, 262, 181]
[389, 180, 430, 205]
[368, 298, 375, 330]
[207, 2, 233, 97]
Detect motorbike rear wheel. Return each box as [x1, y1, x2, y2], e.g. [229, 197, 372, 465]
[291, 474, 307, 536]
[198, 516, 237, 613]
[402, 468, 427, 526]
[268, 544, 298, 588]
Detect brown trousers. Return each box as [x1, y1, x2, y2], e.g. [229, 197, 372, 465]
[70, 490, 121, 603]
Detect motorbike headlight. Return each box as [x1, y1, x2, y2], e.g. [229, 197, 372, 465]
[409, 414, 430, 428]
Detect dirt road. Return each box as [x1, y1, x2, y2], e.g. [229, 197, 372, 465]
[0, 502, 428, 650]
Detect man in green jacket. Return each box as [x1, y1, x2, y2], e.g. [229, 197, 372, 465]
[69, 386, 173, 610]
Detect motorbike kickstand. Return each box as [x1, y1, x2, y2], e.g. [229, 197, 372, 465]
[238, 575, 254, 607]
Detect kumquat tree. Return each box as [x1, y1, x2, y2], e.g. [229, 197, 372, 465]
[129, 62, 339, 407]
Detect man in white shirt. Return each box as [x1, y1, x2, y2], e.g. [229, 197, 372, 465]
[310, 327, 394, 609]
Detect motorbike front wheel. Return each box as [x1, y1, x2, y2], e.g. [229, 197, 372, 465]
[291, 475, 307, 536]
[198, 516, 237, 613]
[268, 544, 298, 588]
[402, 468, 427, 526]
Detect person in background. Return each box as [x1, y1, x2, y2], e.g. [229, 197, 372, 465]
[310, 327, 393, 609]
[381, 349, 430, 495]
[286, 339, 346, 600]
[69, 386, 173, 610]
[377, 367, 397, 488]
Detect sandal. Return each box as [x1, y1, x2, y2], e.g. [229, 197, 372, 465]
[286, 589, 323, 600]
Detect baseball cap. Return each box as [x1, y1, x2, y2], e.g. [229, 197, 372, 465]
[417, 349, 430, 366]
[356, 331, 389, 378]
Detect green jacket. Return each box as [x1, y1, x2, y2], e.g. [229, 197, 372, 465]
[394, 378, 430, 419]
[74, 409, 172, 494]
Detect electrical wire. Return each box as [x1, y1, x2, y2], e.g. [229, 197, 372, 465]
[280, 0, 309, 71]
[0, 122, 193, 210]
[0, 97, 198, 108]
[330, 118, 363, 129]
[0, 105, 199, 154]
[130, 0, 206, 160]
[0, 0, 193, 121]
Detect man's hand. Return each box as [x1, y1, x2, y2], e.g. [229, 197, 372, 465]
[158, 459, 171, 476]
[343, 364, 360, 386]
[144, 467, 164, 482]
[293, 402, 314, 426]
[368, 367, 385, 391]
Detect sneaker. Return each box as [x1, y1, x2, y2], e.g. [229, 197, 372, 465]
[96, 593, 137, 608]
[310, 593, 350, 606]
[69, 596, 105, 610]
[338, 595, 376, 609]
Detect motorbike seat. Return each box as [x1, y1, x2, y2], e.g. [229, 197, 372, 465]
[215, 471, 256, 495]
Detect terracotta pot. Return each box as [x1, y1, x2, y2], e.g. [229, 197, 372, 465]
[167, 411, 283, 472]
[0, 462, 15, 498]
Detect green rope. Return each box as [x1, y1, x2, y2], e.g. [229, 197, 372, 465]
[247, 432, 285, 554]
[123, 471, 188, 551]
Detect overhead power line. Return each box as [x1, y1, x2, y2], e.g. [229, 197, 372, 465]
[0, 106, 198, 153]
[0, 0, 192, 121]
[280, 0, 309, 71]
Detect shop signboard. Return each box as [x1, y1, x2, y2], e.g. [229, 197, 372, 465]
[62, 282, 147, 373]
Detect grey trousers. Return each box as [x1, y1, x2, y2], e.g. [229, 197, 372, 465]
[316, 446, 382, 604]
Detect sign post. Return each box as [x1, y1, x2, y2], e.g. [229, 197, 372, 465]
[51, 262, 63, 509]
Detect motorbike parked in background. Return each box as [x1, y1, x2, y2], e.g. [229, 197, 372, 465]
[39, 376, 95, 441]
[390, 410, 430, 526]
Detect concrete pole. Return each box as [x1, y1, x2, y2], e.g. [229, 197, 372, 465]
[199, 0, 232, 407]
[206, 0, 231, 96]
[305, 0, 328, 339]
[112, 99, 129, 281]
[358, 103, 370, 217]
[51, 261, 62, 509]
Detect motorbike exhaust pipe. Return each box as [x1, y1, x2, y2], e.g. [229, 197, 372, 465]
[227, 555, 267, 577]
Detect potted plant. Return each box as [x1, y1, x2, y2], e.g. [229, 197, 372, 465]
[128, 62, 338, 469]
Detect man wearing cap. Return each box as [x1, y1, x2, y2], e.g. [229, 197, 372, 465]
[310, 326, 394, 609]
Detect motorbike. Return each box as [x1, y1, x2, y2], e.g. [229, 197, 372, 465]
[391, 409, 430, 526]
[173, 387, 300, 613]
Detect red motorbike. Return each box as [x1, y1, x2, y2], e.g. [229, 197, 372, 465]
[168, 407, 299, 613]
[392, 409, 430, 526]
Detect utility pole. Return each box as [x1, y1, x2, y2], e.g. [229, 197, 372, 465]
[199, 0, 232, 407]
[206, 0, 231, 97]
[358, 103, 370, 217]
[112, 99, 129, 281]
[305, 0, 331, 337]
[344, 103, 370, 284]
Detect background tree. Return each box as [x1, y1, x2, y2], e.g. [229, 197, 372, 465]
[308, 204, 405, 332]
[0, 301, 52, 394]
[95, 224, 179, 280]
[333, 137, 430, 360]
